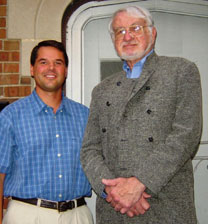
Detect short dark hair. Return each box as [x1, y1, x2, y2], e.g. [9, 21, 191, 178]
[30, 40, 68, 67]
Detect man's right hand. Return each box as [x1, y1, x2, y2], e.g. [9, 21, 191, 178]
[103, 177, 151, 217]
[126, 192, 151, 217]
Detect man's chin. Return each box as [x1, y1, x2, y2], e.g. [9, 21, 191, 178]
[120, 53, 145, 61]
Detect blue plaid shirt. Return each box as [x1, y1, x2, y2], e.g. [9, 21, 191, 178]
[0, 90, 91, 201]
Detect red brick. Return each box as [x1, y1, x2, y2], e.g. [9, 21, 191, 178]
[4, 63, 19, 73]
[4, 41, 20, 51]
[0, 63, 2, 73]
[4, 86, 31, 97]
[0, 29, 6, 38]
[0, 0, 7, 5]
[21, 76, 31, 85]
[0, 52, 19, 61]
[0, 87, 3, 96]
[19, 86, 31, 96]
[0, 51, 9, 61]
[11, 52, 20, 61]
[4, 86, 18, 97]
[0, 74, 19, 85]
[0, 40, 2, 50]
[0, 6, 6, 16]
[0, 18, 6, 27]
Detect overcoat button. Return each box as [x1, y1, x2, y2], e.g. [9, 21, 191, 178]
[106, 101, 111, 106]
[147, 109, 152, 114]
[146, 86, 150, 90]
[102, 128, 106, 133]
[123, 113, 127, 118]
[117, 81, 121, 86]
[148, 137, 154, 142]
[123, 110, 127, 117]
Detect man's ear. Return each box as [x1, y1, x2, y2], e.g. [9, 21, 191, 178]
[30, 65, 34, 78]
[65, 69, 68, 79]
[152, 27, 157, 42]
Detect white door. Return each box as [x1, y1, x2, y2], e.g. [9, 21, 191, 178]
[65, 0, 208, 223]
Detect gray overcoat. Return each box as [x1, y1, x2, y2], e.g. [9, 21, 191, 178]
[81, 52, 202, 224]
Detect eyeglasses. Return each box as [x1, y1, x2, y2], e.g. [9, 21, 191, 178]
[113, 25, 152, 40]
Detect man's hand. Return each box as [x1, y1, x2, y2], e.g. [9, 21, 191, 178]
[102, 177, 148, 215]
[105, 185, 150, 217]
[126, 192, 151, 217]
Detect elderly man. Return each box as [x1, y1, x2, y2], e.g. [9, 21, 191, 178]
[0, 40, 93, 224]
[81, 5, 202, 224]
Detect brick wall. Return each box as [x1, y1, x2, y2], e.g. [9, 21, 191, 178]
[0, 0, 31, 104]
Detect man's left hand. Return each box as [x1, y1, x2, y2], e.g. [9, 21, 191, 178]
[102, 177, 146, 213]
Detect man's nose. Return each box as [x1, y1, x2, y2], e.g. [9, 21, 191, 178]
[123, 30, 133, 41]
[48, 62, 55, 70]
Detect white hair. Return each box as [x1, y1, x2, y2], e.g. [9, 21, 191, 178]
[109, 6, 154, 41]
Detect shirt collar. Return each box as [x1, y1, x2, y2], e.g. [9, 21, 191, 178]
[30, 90, 70, 115]
[123, 49, 154, 79]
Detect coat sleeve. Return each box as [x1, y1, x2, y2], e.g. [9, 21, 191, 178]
[80, 85, 116, 197]
[132, 61, 202, 194]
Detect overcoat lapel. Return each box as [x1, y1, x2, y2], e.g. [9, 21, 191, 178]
[110, 74, 137, 124]
[111, 53, 158, 124]
[127, 66, 155, 101]
[120, 53, 157, 117]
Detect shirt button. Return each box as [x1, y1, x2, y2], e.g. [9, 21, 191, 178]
[56, 134, 59, 138]
[57, 153, 61, 157]
[148, 137, 154, 142]
[59, 174, 62, 178]
[45, 110, 48, 113]
[59, 194, 62, 198]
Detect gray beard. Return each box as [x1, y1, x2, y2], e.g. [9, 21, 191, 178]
[119, 41, 152, 62]
[120, 51, 146, 61]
